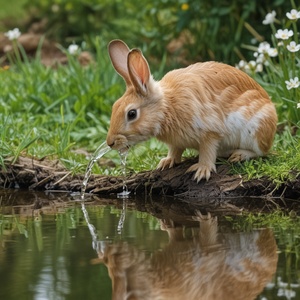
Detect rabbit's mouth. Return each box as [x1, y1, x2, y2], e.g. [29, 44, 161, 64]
[118, 145, 130, 154]
[106, 134, 130, 151]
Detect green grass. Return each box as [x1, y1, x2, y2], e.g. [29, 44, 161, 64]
[230, 130, 300, 185]
[0, 39, 120, 163]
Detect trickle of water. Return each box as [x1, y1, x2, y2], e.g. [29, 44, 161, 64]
[80, 141, 111, 200]
[117, 149, 131, 198]
[81, 202, 109, 254]
[81, 202, 98, 244]
[117, 199, 127, 234]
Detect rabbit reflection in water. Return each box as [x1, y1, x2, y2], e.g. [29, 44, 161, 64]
[97, 212, 278, 300]
[106, 40, 277, 182]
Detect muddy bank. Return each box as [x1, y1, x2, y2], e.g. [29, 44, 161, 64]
[1, 156, 300, 205]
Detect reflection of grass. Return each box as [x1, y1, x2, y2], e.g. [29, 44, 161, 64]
[2, 204, 299, 248]
[225, 211, 296, 231]
[0, 214, 28, 237]
[0, 204, 162, 244]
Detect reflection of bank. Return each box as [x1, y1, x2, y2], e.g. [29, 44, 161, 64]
[86, 207, 278, 300]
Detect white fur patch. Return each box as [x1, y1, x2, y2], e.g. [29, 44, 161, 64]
[221, 107, 266, 155]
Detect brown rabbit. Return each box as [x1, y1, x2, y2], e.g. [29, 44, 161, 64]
[106, 40, 277, 181]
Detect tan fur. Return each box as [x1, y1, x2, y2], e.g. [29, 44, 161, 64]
[106, 40, 278, 181]
[97, 212, 278, 300]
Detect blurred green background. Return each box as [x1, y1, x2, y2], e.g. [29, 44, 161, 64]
[0, 0, 291, 65]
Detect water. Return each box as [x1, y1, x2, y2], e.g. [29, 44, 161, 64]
[80, 141, 111, 200]
[80, 142, 130, 200]
[1, 191, 300, 300]
[117, 149, 131, 198]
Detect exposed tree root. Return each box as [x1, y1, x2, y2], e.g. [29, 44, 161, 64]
[1, 157, 300, 203]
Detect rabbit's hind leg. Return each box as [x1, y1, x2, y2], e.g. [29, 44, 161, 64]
[228, 149, 259, 163]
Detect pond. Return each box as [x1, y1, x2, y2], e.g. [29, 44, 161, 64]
[0, 189, 299, 300]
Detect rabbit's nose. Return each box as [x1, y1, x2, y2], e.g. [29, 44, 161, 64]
[106, 135, 114, 148]
[107, 140, 115, 148]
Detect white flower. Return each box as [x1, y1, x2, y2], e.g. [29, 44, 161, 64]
[286, 9, 300, 20]
[256, 42, 278, 59]
[268, 48, 278, 57]
[255, 64, 263, 72]
[4, 28, 21, 40]
[277, 288, 296, 298]
[257, 42, 271, 54]
[297, 103, 300, 109]
[236, 60, 246, 69]
[68, 44, 80, 55]
[285, 77, 300, 90]
[287, 41, 300, 52]
[248, 60, 257, 68]
[255, 53, 265, 64]
[275, 29, 293, 40]
[245, 60, 262, 73]
[263, 10, 276, 25]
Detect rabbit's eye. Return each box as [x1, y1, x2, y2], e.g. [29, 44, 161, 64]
[127, 109, 137, 121]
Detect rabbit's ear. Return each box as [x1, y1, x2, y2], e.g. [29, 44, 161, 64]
[127, 49, 151, 96]
[108, 40, 131, 85]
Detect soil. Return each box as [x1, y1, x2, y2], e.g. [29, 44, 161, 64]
[1, 156, 300, 213]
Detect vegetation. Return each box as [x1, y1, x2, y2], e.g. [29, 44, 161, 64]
[0, 0, 299, 185]
[2, 5, 300, 298]
[0, 0, 294, 65]
[232, 1, 300, 182]
[237, 1, 300, 126]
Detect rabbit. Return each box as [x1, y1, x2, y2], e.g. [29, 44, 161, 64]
[106, 39, 278, 182]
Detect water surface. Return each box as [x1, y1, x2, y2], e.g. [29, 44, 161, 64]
[0, 190, 299, 300]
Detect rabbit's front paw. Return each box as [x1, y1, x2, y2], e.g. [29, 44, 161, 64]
[186, 162, 216, 182]
[157, 157, 176, 170]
